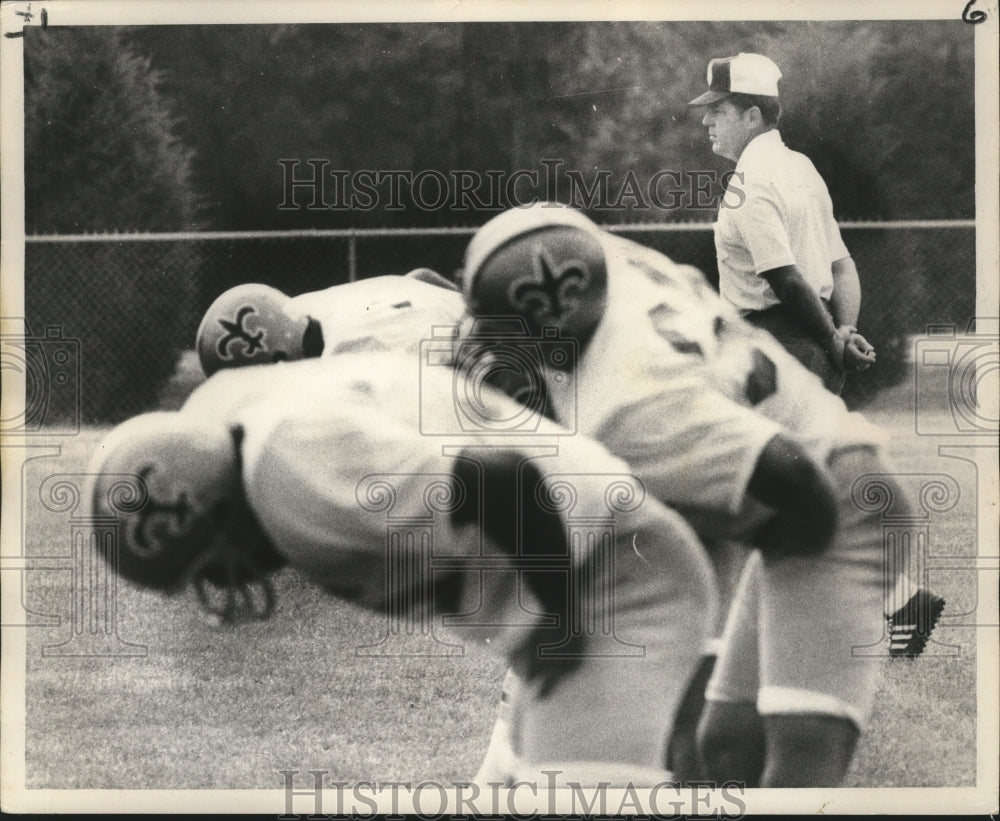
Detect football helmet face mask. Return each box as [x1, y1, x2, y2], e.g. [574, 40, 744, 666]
[462, 203, 609, 349]
[452, 314, 554, 422]
[196, 284, 311, 376]
[88, 412, 282, 621]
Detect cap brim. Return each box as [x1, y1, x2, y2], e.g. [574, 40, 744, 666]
[687, 90, 732, 106]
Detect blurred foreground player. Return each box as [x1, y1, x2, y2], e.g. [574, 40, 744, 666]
[90, 351, 717, 787]
[195, 268, 464, 376]
[461, 203, 940, 787]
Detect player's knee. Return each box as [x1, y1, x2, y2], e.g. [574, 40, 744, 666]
[749, 434, 839, 558]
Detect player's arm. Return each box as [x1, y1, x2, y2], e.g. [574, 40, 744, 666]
[760, 264, 847, 370]
[594, 365, 830, 550]
[745, 431, 838, 557]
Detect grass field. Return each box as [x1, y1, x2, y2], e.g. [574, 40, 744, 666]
[15, 359, 987, 792]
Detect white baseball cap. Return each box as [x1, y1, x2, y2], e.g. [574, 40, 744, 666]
[688, 53, 782, 106]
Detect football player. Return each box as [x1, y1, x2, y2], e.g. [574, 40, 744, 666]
[460, 203, 933, 787]
[89, 350, 719, 787]
[194, 268, 465, 376]
[189, 245, 843, 787]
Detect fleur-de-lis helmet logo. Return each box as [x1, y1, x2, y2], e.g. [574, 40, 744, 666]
[130, 464, 194, 557]
[510, 243, 590, 327]
[463, 204, 610, 349]
[197, 284, 309, 377]
[87, 410, 241, 592]
[217, 306, 266, 360]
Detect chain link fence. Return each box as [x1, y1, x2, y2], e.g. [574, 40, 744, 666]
[16, 221, 976, 424]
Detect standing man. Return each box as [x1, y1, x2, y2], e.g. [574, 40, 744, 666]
[687, 53, 943, 650]
[688, 52, 875, 395]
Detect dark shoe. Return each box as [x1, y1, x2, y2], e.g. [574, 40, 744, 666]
[888, 588, 946, 658]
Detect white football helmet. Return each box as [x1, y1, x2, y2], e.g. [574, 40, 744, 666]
[196, 284, 312, 376]
[461, 203, 609, 350]
[88, 411, 282, 620]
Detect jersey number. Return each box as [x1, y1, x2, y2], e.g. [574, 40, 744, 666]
[746, 348, 777, 405]
[648, 303, 704, 357]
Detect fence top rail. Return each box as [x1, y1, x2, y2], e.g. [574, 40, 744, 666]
[23, 219, 976, 243]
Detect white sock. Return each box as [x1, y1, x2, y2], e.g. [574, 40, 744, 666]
[472, 669, 522, 786]
[886, 573, 914, 618]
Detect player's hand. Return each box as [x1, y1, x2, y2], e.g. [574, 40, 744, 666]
[843, 330, 876, 373]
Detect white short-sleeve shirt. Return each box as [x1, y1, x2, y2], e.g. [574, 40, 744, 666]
[714, 130, 851, 314]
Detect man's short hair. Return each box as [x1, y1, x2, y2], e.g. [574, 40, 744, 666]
[729, 93, 781, 126]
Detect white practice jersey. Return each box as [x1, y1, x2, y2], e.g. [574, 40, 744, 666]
[181, 353, 714, 685]
[183, 353, 589, 607]
[544, 233, 886, 517]
[287, 275, 465, 356]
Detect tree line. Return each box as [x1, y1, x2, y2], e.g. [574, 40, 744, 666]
[25, 20, 975, 233]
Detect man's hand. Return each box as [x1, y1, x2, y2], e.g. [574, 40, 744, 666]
[827, 324, 876, 373]
[761, 265, 853, 377]
[823, 325, 852, 373]
[843, 330, 876, 372]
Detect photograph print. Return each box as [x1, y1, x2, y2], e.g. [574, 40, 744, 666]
[1, 0, 997, 815]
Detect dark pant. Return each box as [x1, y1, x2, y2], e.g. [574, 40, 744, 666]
[744, 305, 846, 395]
